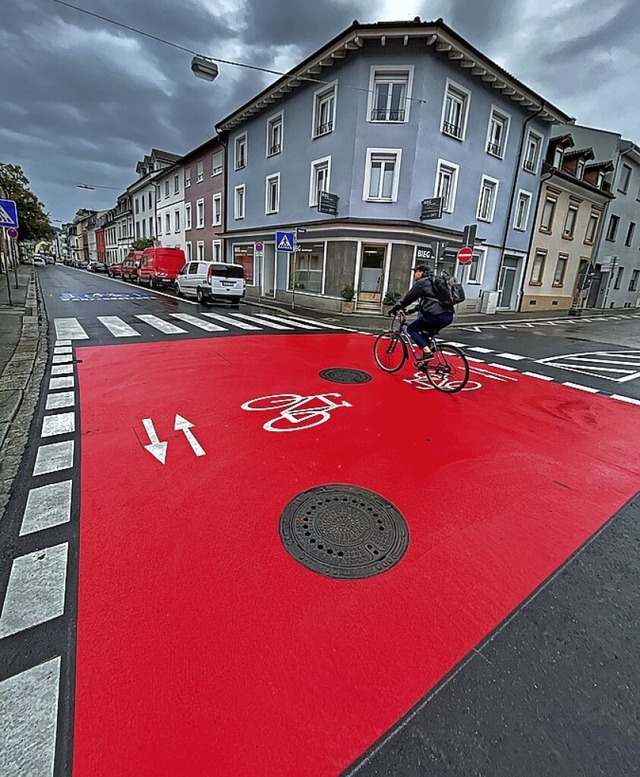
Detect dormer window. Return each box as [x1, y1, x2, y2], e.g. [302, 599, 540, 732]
[597, 171, 606, 188]
[552, 147, 564, 169]
[576, 159, 585, 179]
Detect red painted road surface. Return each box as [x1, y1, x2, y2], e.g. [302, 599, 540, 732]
[74, 334, 640, 776]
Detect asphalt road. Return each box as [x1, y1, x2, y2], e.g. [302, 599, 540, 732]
[0, 264, 638, 776]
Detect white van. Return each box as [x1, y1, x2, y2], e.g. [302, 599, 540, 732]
[175, 261, 245, 304]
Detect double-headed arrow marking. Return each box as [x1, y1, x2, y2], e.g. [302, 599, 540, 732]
[141, 415, 206, 464]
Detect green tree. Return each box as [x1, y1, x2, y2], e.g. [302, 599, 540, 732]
[131, 237, 154, 251]
[0, 162, 55, 243]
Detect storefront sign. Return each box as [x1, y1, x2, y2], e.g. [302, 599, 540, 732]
[318, 192, 339, 216]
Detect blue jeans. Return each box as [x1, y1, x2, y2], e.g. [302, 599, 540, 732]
[407, 311, 453, 350]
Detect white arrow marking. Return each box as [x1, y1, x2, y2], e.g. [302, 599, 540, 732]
[174, 415, 206, 457]
[142, 418, 168, 464]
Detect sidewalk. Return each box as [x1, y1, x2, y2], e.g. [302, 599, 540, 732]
[0, 263, 46, 517]
[246, 293, 614, 332]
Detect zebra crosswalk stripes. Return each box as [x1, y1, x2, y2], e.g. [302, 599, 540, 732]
[54, 318, 89, 340]
[170, 313, 226, 332]
[97, 316, 140, 337]
[229, 313, 293, 330]
[253, 313, 319, 330]
[200, 312, 260, 330]
[134, 314, 187, 334]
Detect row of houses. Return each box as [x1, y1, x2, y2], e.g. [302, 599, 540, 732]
[62, 18, 640, 313]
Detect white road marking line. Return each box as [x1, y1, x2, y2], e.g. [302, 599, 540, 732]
[135, 314, 187, 334]
[562, 382, 600, 393]
[0, 657, 61, 777]
[497, 353, 527, 361]
[469, 346, 494, 353]
[20, 481, 73, 535]
[97, 316, 141, 337]
[617, 371, 640, 384]
[0, 544, 69, 638]
[41, 412, 75, 438]
[53, 346, 72, 355]
[523, 371, 554, 381]
[231, 312, 292, 330]
[254, 313, 319, 330]
[51, 364, 73, 376]
[33, 441, 74, 476]
[283, 315, 345, 330]
[443, 341, 467, 348]
[54, 318, 88, 340]
[55, 339, 71, 346]
[201, 312, 260, 330]
[52, 354, 73, 364]
[467, 357, 485, 363]
[45, 391, 75, 410]
[49, 376, 74, 391]
[170, 313, 227, 332]
[610, 394, 640, 405]
[487, 363, 517, 371]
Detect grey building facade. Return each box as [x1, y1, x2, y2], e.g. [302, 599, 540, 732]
[216, 19, 570, 313]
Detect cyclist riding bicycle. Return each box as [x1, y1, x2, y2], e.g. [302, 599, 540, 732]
[388, 264, 453, 366]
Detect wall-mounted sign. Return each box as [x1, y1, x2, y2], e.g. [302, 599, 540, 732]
[318, 192, 339, 216]
[420, 197, 443, 221]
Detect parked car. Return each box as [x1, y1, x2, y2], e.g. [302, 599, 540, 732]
[107, 262, 123, 278]
[175, 261, 246, 304]
[138, 246, 186, 289]
[33, 256, 46, 266]
[91, 261, 107, 273]
[121, 251, 143, 282]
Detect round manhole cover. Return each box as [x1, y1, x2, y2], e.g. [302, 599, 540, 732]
[319, 368, 372, 384]
[279, 485, 409, 579]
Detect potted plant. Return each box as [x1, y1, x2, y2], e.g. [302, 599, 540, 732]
[383, 291, 401, 316]
[340, 284, 355, 313]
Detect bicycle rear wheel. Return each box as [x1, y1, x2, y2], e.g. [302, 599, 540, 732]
[373, 332, 408, 373]
[425, 345, 470, 393]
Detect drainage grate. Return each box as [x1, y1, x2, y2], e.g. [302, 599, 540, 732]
[279, 485, 409, 579]
[319, 368, 372, 384]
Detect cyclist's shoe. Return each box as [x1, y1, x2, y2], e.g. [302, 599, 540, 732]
[415, 353, 434, 369]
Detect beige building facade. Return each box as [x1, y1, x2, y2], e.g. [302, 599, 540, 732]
[521, 135, 614, 312]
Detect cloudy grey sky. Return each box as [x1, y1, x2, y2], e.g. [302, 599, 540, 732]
[3, 0, 639, 223]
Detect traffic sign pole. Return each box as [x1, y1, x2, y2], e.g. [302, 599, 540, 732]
[1, 228, 13, 305]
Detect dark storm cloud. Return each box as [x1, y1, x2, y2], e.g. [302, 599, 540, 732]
[1, 0, 639, 221]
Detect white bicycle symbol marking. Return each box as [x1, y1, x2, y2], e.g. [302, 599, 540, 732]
[403, 372, 483, 392]
[241, 392, 352, 432]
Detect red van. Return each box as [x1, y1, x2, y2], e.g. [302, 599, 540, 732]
[121, 251, 143, 282]
[138, 247, 186, 289]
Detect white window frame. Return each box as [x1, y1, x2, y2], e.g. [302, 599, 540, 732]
[165, 213, 171, 234]
[584, 211, 599, 244]
[465, 248, 486, 285]
[211, 151, 223, 177]
[363, 148, 402, 203]
[476, 175, 499, 222]
[523, 130, 543, 174]
[434, 158, 460, 213]
[513, 189, 532, 231]
[212, 194, 222, 226]
[367, 65, 414, 124]
[485, 106, 511, 159]
[265, 173, 281, 215]
[540, 195, 557, 232]
[440, 79, 471, 141]
[174, 210, 180, 233]
[196, 241, 205, 263]
[185, 203, 192, 231]
[234, 134, 247, 170]
[553, 147, 564, 169]
[553, 253, 569, 287]
[575, 159, 585, 179]
[309, 156, 331, 207]
[184, 167, 191, 188]
[164, 180, 170, 198]
[174, 174, 179, 195]
[312, 80, 337, 139]
[266, 111, 284, 157]
[234, 185, 245, 220]
[618, 163, 632, 194]
[212, 239, 222, 262]
[197, 161, 204, 183]
[196, 198, 205, 229]
[185, 241, 192, 262]
[563, 204, 579, 239]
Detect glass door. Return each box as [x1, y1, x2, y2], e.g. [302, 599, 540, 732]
[358, 245, 386, 303]
[497, 257, 519, 309]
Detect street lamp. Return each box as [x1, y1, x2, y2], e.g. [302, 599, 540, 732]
[191, 55, 219, 82]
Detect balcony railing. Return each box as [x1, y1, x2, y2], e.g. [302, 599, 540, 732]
[370, 108, 406, 122]
[235, 160, 246, 170]
[523, 159, 537, 173]
[268, 143, 281, 156]
[486, 142, 503, 157]
[442, 121, 462, 139]
[314, 121, 333, 137]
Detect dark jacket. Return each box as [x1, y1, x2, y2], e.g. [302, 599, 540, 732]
[395, 273, 448, 316]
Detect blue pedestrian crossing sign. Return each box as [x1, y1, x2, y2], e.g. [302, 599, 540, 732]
[0, 199, 19, 229]
[275, 230, 295, 252]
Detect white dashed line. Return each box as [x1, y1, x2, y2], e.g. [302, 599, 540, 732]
[41, 412, 75, 438]
[53, 346, 72, 355]
[54, 340, 71, 347]
[0, 544, 69, 638]
[488, 363, 517, 371]
[50, 364, 74, 376]
[51, 354, 73, 365]
[49, 376, 74, 391]
[33, 441, 74, 476]
[562, 382, 600, 393]
[523, 372, 554, 381]
[496, 353, 527, 361]
[45, 392, 75, 410]
[610, 394, 640, 406]
[20, 481, 73, 535]
[0, 657, 61, 777]
[469, 346, 494, 353]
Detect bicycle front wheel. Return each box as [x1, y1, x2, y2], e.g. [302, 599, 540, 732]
[373, 332, 408, 373]
[425, 345, 470, 393]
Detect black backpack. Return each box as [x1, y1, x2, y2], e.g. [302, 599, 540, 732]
[429, 273, 466, 309]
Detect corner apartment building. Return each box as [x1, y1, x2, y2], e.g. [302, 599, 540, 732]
[182, 137, 225, 264]
[216, 18, 570, 313]
[520, 132, 614, 311]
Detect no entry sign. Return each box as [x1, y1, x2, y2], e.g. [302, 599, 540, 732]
[457, 246, 473, 264]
